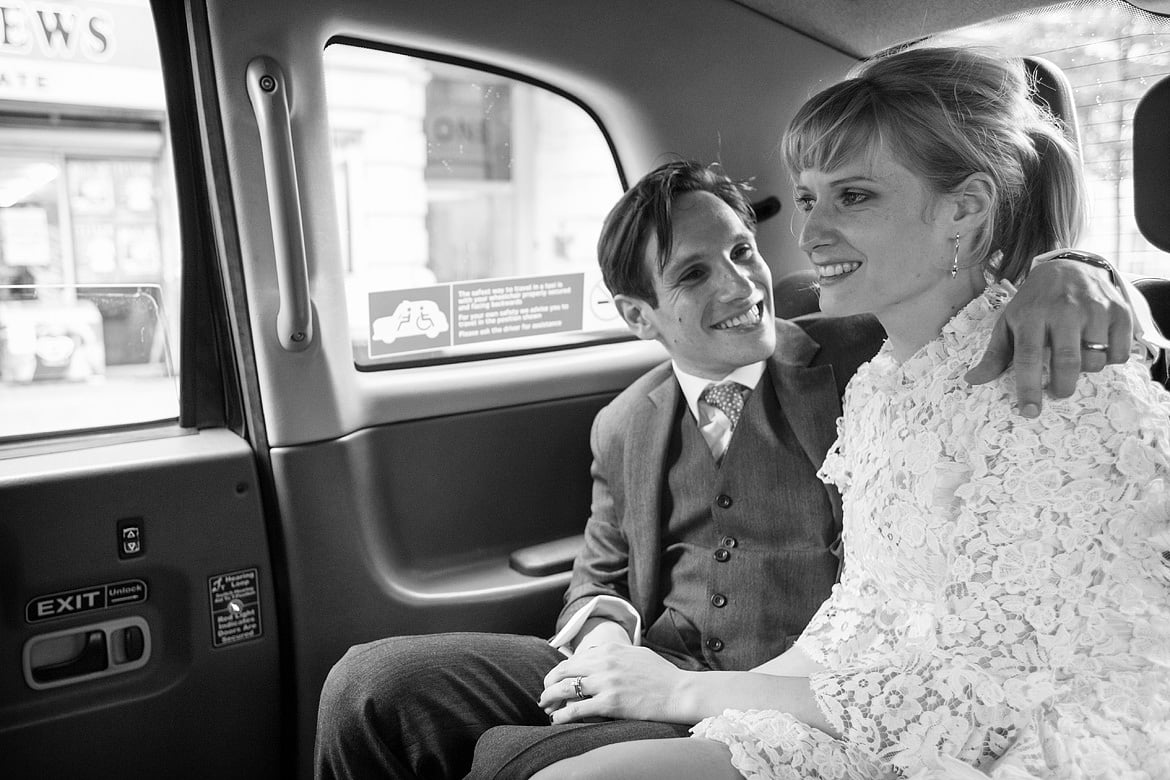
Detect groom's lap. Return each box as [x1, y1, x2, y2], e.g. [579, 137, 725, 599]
[315, 632, 564, 779]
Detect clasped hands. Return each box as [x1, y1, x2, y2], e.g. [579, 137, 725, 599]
[541, 641, 691, 725]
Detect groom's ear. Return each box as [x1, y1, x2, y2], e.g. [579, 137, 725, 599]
[614, 294, 660, 341]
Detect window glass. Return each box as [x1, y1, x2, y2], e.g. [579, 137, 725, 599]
[323, 44, 626, 367]
[942, 0, 1170, 277]
[0, 0, 180, 439]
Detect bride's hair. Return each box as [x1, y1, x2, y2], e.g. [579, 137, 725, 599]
[782, 45, 1085, 284]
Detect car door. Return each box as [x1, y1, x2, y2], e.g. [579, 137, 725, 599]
[0, 2, 283, 777]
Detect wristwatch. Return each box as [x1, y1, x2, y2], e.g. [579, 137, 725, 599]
[1037, 248, 1170, 353]
[1040, 250, 1119, 287]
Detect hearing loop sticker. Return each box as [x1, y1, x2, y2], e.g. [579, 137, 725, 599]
[208, 568, 262, 647]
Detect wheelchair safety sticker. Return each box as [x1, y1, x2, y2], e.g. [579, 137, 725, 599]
[368, 273, 584, 358]
[208, 568, 262, 647]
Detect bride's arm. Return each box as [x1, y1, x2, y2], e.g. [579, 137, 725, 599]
[675, 668, 840, 737]
[752, 643, 824, 676]
[541, 641, 837, 730]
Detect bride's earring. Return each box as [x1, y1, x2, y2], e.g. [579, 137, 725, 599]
[951, 233, 961, 279]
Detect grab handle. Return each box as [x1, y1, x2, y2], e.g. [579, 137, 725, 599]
[246, 56, 314, 352]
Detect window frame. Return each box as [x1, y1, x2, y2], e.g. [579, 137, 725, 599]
[325, 36, 634, 372]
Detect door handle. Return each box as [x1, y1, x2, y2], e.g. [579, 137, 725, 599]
[31, 630, 108, 685]
[23, 616, 151, 690]
[246, 55, 314, 352]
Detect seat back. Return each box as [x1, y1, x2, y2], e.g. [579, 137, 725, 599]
[772, 268, 821, 320]
[1025, 56, 1082, 153]
[1133, 73, 1170, 387]
[1134, 277, 1170, 388]
[1135, 74, 1170, 254]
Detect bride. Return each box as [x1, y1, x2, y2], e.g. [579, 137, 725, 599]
[531, 45, 1170, 779]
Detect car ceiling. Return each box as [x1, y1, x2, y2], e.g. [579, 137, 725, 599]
[732, 0, 1072, 56]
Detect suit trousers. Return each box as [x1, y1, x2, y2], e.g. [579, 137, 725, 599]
[314, 632, 688, 780]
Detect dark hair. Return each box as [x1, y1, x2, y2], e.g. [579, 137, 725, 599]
[782, 46, 1085, 283]
[597, 160, 755, 306]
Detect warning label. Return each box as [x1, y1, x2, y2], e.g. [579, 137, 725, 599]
[208, 568, 262, 648]
[368, 273, 585, 358]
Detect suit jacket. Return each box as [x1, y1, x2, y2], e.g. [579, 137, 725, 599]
[556, 313, 885, 646]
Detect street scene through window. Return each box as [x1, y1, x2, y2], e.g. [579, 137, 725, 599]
[0, 0, 178, 438]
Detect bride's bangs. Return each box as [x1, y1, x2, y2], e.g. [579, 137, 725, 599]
[783, 82, 883, 178]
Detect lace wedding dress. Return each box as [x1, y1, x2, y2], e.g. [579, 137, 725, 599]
[692, 283, 1170, 779]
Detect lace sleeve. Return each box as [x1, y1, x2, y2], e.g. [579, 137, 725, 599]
[809, 361, 1170, 776]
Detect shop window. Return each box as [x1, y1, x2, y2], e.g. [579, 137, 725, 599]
[323, 44, 625, 367]
[0, 0, 179, 439]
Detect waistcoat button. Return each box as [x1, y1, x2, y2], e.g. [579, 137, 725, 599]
[715, 494, 733, 509]
[713, 548, 731, 562]
[721, 536, 737, 548]
[705, 637, 724, 652]
[710, 593, 727, 608]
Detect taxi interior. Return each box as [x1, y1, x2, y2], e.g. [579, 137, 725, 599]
[1, 1, 1168, 777]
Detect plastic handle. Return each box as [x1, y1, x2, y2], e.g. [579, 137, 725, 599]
[246, 56, 314, 352]
[31, 630, 108, 684]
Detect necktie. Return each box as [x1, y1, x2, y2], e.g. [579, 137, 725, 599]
[700, 381, 748, 431]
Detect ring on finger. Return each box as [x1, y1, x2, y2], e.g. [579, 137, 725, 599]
[1081, 341, 1109, 352]
[572, 675, 588, 701]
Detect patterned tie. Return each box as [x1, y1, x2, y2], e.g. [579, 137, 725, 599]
[699, 381, 748, 430]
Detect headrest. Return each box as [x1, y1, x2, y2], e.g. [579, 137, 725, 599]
[1134, 74, 1170, 253]
[1024, 56, 1082, 154]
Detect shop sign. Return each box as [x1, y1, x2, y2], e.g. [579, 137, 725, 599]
[0, 1, 163, 110]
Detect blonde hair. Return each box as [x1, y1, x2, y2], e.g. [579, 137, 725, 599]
[782, 46, 1085, 283]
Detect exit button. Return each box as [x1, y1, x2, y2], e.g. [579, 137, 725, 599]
[118, 518, 145, 559]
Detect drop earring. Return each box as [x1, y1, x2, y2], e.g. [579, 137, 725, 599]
[951, 233, 961, 279]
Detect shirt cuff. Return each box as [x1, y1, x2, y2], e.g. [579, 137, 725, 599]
[1031, 249, 1170, 357]
[548, 595, 642, 655]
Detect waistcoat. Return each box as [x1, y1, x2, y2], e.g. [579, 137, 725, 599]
[653, 370, 840, 671]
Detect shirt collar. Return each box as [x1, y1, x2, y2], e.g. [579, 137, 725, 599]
[673, 361, 767, 422]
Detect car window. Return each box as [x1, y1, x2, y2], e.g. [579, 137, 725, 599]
[941, 0, 1170, 277]
[0, 0, 179, 439]
[322, 43, 626, 368]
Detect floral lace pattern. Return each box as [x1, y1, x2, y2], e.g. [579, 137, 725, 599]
[692, 284, 1170, 778]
